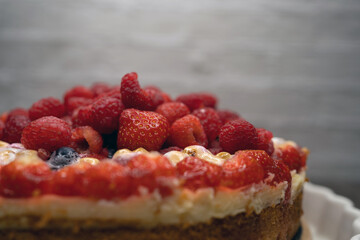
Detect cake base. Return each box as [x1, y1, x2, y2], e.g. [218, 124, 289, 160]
[0, 193, 303, 240]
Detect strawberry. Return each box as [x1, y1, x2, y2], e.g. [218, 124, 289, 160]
[168, 114, 208, 148]
[176, 93, 217, 111]
[219, 119, 258, 154]
[2, 115, 31, 143]
[0, 160, 52, 198]
[156, 102, 190, 124]
[192, 107, 222, 142]
[217, 110, 240, 124]
[29, 97, 65, 121]
[90, 82, 111, 97]
[71, 126, 103, 154]
[274, 145, 306, 172]
[120, 72, 165, 110]
[127, 154, 175, 196]
[90, 97, 124, 134]
[176, 156, 222, 190]
[50, 162, 92, 196]
[256, 128, 274, 155]
[221, 151, 265, 189]
[117, 109, 170, 151]
[21, 116, 72, 152]
[81, 161, 131, 199]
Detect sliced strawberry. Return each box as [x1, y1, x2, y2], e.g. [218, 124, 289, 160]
[168, 114, 208, 148]
[117, 109, 170, 151]
[176, 156, 222, 190]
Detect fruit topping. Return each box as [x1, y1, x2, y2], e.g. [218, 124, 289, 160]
[117, 109, 170, 151]
[65, 97, 93, 115]
[168, 114, 208, 148]
[90, 82, 111, 97]
[21, 116, 72, 152]
[2, 115, 31, 143]
[28, 97, 65, 121]
[221, 151, 265, 189]
[176, 93, 217, 111]
[176, 156, 222, 190]
[81, 161, 130, 199]
[192, 107, 222, 143]
[71, 126, 103, 154]
[274, 145, 306, 172]
[217, 110, 240, 124]
[121, 72, 165, 111]
[0, 121, 5, 141]
[48, 147, 80, 170]
[126, 154, 175, 196]
[0, 160, 52, 197]
[71, 105, 93, 128]
[90, 97, 124, 134]
[256, 128, 274, 156]
[219, 119, 258, 154]
[156, 102, 190, 125]
[7, 108, 29, 119]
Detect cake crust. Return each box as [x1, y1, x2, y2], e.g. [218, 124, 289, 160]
[0, 193, 302, 240]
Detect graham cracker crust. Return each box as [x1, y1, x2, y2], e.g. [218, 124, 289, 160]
[0, 193, 303, 240]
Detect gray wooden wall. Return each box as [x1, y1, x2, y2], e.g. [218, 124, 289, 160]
[0, 0, 359, 206]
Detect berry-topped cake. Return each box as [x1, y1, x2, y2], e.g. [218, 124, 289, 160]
[0, 72, 308, 240]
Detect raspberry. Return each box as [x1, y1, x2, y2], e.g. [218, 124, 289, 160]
[2, 115, 31, 143]
[144, 86, 172, 103]
[127, 154, 175, 196]
[0, 120, 4, 140]
[192, 108, 222, 143]
[221, 151, 265, 189]
[208, 139, 223, 155]
[71, 126, 103, 154]
[71, 105, 93, 128]
[7, 108, 29, 119]
[50, 162, 92, 196]
[0, 160, 52, 198]
[96, 86, 121, 100]
[176, 156, 222, 190]
[244, 150, 292, 201]
[64, 86, 94, 106]
[90, 82, 111, 97]
[217, 110, 240, 124]
[176, 93, 217, 111]
[21, 116, 72, 152]
[156, 102, 190, 124]
[168, 114, 208, 148]
[117, 109, 170, 151]
[120, 72, 165, 110]
[65, 97, 93, 114]
[81, 161, 131, 199]
[29, 97, 65, 121]
[256, 128, 274, 155]
[274, 145, 305, 172]
[219, 119, 258, 154]
[90, 97, 124, 134]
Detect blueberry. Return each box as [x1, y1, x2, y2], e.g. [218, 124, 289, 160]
[48, 147, 79, 170]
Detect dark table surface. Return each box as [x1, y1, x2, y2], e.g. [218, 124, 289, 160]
[0, 0, 359, 208]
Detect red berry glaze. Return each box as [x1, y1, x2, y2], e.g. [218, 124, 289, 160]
[50, 162, 92, 196]
[256, 128, 274, 156]
[29, 97, 65, 121]
[2, 115, 31, 143]
[176, 93, 217, 111]
[0, 161, 52, 198]
[192, 107, 222, 143]
[121, 72, 165, 111]
[219, 119, 258, 154]
[21, 116, 72, 152]
[117, 109, 170, 151]
[81, 161, 131, 199]
[168, 114, 208, 148]
[221, 151, 265, 189]
[156, 102, 190, 124]
[127, 154, 175, 196]
[90, 97, 124, 134]
[176, 156, 222, 190]
[71, 126, 103, 154]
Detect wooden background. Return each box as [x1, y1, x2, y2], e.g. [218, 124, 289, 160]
[0, 0, 359, 207]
